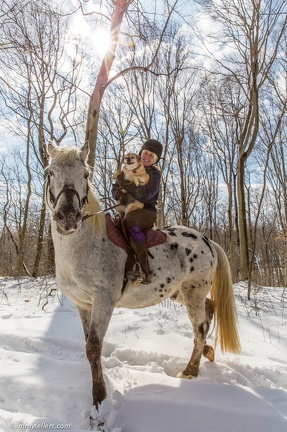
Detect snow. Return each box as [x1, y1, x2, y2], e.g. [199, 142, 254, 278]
[0, 277, 287, 432]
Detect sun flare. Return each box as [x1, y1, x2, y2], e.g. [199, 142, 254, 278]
[93, 28, 112, 56]
[70, 15, 112, 57]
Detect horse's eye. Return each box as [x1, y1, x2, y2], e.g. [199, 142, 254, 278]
[84, 172, 89, 179]
[49, 170, 54, 177]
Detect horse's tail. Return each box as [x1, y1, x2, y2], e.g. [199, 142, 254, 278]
[210, 241, 241, 354]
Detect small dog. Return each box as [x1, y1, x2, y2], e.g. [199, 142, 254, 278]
[113, 153, 149, 216]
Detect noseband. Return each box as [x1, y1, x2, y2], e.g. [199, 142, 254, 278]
[51, 184, 86, 210]
[45, 175, 88, 215]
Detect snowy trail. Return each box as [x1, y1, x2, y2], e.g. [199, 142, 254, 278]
[0, 278, 287, 431]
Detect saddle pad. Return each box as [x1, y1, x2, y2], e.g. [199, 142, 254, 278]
[146, 227, 166, 248]
[106, 214, 128, 252]
[105, 214, 166, 252]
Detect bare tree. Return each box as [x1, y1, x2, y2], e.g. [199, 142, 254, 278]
[161, 36, 200, 227]
[95, 83, 138, 206]
[199, 75, 240, 277]
[83, 0, 179, 171]
[201, 0, 287, 281]
[0, 0, 85, 275]
[0, 150, 30, 275]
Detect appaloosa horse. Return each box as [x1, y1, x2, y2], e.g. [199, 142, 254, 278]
[46, 141, 240, 411]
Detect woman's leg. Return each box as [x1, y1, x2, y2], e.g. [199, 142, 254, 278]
[124, 209, 157, 282]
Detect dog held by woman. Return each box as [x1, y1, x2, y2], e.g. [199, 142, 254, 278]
[113, 152, 149, 216]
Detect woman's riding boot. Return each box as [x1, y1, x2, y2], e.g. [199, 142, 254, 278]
[123, 209, 157, 285]
[129, 236, 151, 283]
[126, 235, 151, 284]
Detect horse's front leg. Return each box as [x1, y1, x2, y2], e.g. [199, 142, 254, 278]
[76, 305, 91, 342]
[85, 294, 115, 409]
[86, 326, 107, 408]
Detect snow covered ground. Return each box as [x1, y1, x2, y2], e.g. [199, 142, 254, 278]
[0, 277, 286, 432]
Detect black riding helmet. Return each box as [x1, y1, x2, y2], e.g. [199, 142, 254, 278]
[139, 139, 163, 162]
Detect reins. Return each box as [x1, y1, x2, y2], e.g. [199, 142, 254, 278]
[82, 203, 121, 221]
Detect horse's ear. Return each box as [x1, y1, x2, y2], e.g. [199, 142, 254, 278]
[80, 141, 90, 161]
[47, 141, 59, 157]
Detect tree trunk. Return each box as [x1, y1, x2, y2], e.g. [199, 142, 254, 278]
[47, 224, 55, 275]
[32, 94, 48, 277]
[15, 135, 32, 276]
[237, 154, 249, 281]
[32, 193, 46, 277]
[86, 0, 131, 172]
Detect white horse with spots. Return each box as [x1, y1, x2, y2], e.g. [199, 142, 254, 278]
[46, 142, 240, 414]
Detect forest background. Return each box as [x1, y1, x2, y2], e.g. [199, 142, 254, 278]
[0, 0, 286, 296]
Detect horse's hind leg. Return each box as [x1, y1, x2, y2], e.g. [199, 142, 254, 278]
[177, 282, 213, 379]
[203, 298, 215, 362]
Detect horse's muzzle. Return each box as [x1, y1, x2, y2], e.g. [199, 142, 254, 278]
[54, 210, 82, 234]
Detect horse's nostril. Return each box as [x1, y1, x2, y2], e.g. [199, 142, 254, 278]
[55, 211, 64, 222]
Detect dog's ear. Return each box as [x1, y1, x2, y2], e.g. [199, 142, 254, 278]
[136, 154, 141, 163]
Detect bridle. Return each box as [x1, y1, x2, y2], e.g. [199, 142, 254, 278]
[52, 184, 86, 210]
[45, 174, 120, 222]
[45, 172, 89, 214]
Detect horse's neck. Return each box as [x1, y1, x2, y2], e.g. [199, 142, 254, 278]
[85, 191, 107, 235]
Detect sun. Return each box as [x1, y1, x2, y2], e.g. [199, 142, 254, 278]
[92, 28, 112, 56]
[70, 13, 112, 57]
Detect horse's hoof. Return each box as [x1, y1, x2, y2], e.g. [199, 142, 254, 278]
[176, 371, 195, 379]
[203, 344, 215, 362]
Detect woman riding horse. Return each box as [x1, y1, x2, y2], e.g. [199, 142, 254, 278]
[112, 139, 163, 285]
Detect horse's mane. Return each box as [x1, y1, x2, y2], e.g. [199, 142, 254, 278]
[85, 183, 107, 234]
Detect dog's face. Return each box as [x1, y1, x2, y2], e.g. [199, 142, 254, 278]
[122, 153, 141, 171]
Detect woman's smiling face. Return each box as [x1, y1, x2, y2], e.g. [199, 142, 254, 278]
[140, 149, 158, 166]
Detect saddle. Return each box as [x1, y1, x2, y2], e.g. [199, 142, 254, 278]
[105, 213, 166, 253]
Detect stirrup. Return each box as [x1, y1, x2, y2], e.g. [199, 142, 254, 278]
[126, 270, 143, 286]
[131, 277, 144, 287]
